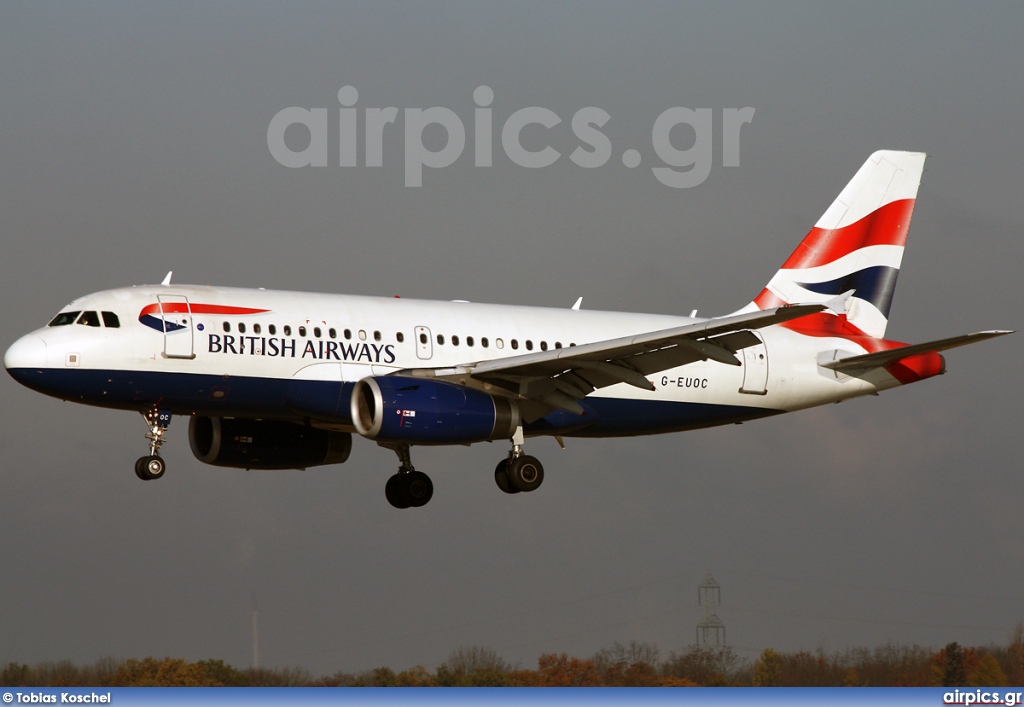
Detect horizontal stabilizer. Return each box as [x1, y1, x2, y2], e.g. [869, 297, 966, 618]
[821, 330, 1013, 372]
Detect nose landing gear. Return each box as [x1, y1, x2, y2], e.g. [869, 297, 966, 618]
[135, 408, 171, 481]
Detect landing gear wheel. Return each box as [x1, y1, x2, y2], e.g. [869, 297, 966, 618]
[406, 471, 433, 508]
[385, 473, 411, 509]
[135, 455, 165, 481]
[507, 455, 544, 493]
[494, 459, 520, 495]
[385, 471, 434, 509]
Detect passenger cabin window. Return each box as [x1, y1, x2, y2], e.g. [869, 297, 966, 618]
[298, 326, 306, 337]
[269, 324, 277, 335]
[511, 339, 519, 350]
[466, 336, 474, 347]
[397, 332, 405, 343]
[238, 323, 246, 334]
[481, 337, 489, 348]
[77, 311, 101, 327]
[284, 325, 292, 336]
[253, 323, 262, 335]
[101, 311, 120, 328]
[49, 311, 81, 327]
[452, 335, 460, 346]
[329, 328, 336, 339]
[314, 327, 322, 338]
[437, 334, 445, 345]
[223, 322, 231, 333]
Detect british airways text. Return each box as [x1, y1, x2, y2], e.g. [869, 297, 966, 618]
[207, 334, 396, 363]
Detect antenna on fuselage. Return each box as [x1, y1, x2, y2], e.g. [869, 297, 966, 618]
[161, 271, 173, 286]
[571, 297, 583, 311]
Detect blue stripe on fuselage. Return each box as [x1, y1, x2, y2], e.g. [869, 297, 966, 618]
[6, 367, 299, 419]
[6, 367, 782, 435]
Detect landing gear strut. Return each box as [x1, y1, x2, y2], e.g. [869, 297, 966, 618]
[494, 427, 544, 495]
[135, 408, 171, 481]
[383, 444, 433, 509]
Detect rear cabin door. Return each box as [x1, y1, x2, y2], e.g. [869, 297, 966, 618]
[739, 332, 768, 395]
[157, 294, 195, 359]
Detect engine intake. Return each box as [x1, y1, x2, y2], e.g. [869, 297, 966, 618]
[351, 376, 519, 444]
[189, 416, 351, 470]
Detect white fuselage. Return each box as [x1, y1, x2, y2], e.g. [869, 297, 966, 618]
[5, 284, 897, 439]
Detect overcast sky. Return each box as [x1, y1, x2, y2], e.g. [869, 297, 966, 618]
[1, 1, 1021, 676]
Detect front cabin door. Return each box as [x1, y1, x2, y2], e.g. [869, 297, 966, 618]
[157, 294, 195, 359]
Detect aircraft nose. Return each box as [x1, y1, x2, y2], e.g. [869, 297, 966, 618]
[4, 334, 47, 373]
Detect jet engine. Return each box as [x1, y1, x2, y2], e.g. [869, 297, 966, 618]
[350, 376, 519, 444]
[188, 416, 352, 470]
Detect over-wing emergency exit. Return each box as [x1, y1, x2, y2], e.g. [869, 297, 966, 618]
[4, 151, 1011, 508]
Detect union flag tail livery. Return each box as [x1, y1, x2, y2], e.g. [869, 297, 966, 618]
[4, 150, 1012, 509]
[745, 150, 925, 338]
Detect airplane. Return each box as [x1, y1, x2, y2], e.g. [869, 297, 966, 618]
[4, 151, 1011, 508]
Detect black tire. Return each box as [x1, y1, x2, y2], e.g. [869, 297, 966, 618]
[406, 471, 433, 508]
[494, 459, 520, 494]
[385, 473, 411, 509]
[507, 455, 544, 493]
[136, 455, 165, 480]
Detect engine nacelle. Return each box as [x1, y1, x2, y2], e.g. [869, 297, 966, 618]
[351, 376, 520, 444]
[188, 416, 352, 470]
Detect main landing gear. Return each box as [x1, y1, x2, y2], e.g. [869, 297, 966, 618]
[135, 408, 171, 481]
[382, 429, 546, 509]
[493, 427, 544, 495]
[384, 444, 434, 509]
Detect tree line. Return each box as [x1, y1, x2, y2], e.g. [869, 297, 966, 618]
[4, 630, 1024, 687]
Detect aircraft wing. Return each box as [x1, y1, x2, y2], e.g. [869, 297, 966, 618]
[403, 303, 825, 417]
[820, 330, 1014, 373]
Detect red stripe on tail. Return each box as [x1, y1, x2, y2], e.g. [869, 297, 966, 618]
[780, 198, 916, 271]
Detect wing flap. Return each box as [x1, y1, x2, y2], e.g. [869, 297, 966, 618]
[398, 304, 825, 419]
[470, 304, 824, 381]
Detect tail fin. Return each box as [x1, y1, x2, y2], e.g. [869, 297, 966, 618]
[745, 150, 926, 338]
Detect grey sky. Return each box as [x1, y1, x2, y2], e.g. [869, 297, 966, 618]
[1, 2, 1021, 675]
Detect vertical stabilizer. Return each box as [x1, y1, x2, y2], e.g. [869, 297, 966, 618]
[745, 150, 926, 338]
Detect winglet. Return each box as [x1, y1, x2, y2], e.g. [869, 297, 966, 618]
[161, 271, 173, 286]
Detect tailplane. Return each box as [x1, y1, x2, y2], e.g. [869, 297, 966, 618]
[744, 150, 926, 338]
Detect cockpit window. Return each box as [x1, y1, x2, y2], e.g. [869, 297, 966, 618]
[76, 311, 101, 327]
[101, 311, 120, 328]
[49, 311, 81, 327]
